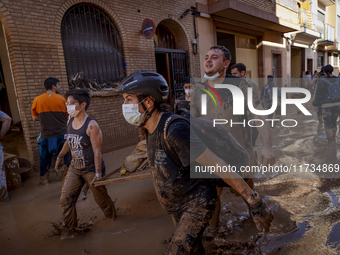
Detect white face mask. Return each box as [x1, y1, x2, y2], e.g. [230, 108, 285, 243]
[122, 104, 145, 126]
[185, 88, 194, 96]
[67, 104, 80, 117]
[204, 63, 225, 81]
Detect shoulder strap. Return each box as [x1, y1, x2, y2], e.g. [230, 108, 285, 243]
[163, 114, 188, 167]
[321, 76, 331, 86]
[68, 117, 74, 127]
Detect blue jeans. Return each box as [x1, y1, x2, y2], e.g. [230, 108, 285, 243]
[39, 135, 70, 176]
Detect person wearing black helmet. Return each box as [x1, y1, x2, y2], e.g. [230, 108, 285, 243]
[116, 70, 273, 254]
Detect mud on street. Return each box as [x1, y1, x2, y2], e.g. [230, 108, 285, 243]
[1, 103, 340, 255]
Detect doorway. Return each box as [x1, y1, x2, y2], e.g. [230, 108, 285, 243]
[272, 53, 282, 87]
[307, 59, 313, 73]
[291, 47, 302, 87]
[155, 48, 189, 110]
[217, 32, 236, 74]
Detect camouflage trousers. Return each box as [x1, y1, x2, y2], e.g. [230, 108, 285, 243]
[166, 197, 216, 255]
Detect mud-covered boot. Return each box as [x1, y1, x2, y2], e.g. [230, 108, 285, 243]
[60, 228, 75, 240]
[40, 170, 49, 185]
[326, 129, 336, 143]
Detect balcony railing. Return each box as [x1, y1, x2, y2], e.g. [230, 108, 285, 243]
[299, 8, 313, 29]
[276, 0, 298, 12]
[316, 21, 335, 44]
[336, 42, 340, 51]
[324, 23, 335, 42]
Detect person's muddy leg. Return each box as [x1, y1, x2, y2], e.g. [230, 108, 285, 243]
[83, 172, 116, 220]
[60, 166, 84, 230]
[332, 128, 337, 140]
[322, 108, 334, 143]
[208, 187, 223, 233]
[39, 145, 53, 185]
[325, 129, 335, 143]
[166, 199, 216, 255]
[318, 107, 323, 124]
[78, 183, 90, 201]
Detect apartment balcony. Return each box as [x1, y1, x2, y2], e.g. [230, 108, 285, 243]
[326, 41, 340, 51]
[318, 23, 335, 46]
[288, 9, 321, 45]
[333, 42, 340, 51]
[196, 0, 299, 33]
[276, 0, 300, 31]
[276, 0, 298, 12]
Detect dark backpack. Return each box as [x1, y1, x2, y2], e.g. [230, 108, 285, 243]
[324, 77, 340, 102]
[163, 109, 251, 187]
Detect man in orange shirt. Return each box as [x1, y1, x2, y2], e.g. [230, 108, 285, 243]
[31, 77, 70, 184]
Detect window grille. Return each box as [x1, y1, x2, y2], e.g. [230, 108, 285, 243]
[61, 5, 125, 86]
[154, 25, 177, 49]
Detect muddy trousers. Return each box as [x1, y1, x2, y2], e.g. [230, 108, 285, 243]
[60, 166, 115, 229]
[166, 198, 216, 255]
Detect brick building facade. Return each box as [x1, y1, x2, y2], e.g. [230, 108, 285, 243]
[0, 0, 201, 168]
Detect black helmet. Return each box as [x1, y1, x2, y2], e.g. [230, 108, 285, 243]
[117, 70, 169, 103]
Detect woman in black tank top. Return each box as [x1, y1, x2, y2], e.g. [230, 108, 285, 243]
[55, 89, 116, 239]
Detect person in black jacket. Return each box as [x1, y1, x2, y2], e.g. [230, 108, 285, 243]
[313, 64, 340, 143]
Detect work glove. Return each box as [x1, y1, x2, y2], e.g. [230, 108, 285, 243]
[90, 173, 102, 185]
[55, 157, 64, 172]
[250, 198, 273, 233]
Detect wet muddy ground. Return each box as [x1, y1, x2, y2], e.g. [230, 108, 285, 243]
[1, 103, 340, 254]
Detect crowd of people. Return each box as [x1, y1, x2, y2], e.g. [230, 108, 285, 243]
[1, 44, 340, 254]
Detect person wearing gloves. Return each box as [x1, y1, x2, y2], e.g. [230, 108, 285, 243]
[55, 89, 116, 239]
[117, 70, 273, 255]
[174, 76, 195, 112]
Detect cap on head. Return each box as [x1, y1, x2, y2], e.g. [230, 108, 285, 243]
[117, 70, 169, 103]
